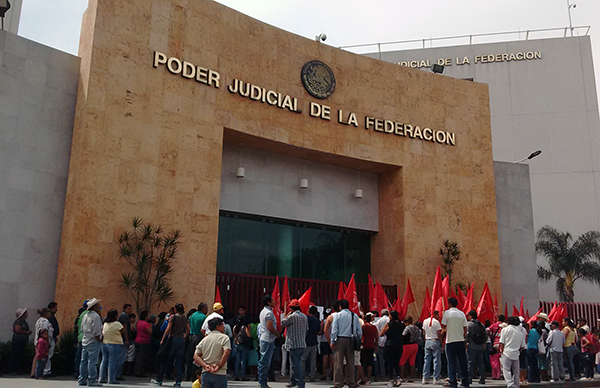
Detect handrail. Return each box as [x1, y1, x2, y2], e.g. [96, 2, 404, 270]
[340, 26, 591, 58]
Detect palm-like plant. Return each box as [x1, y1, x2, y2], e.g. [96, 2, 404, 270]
[119, 217, 181, 313]
[439, 239, 461, 287]
[536, 225, 600, 302]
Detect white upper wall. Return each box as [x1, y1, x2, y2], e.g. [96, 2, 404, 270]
[368, 36, 600, 302]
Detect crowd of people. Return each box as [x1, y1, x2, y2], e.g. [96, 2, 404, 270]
[7, 296, 600, 388]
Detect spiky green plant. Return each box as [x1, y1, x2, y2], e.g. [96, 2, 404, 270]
[439, 239, 461, 287]
[119, 217, 181, 313]
[536, 225, 600, 302]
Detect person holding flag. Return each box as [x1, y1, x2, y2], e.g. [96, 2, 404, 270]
[258, 295, 281, 388]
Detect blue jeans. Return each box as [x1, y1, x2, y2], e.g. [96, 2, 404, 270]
[564, 345, 577, 379]
[157, 336, 185, 383]
[79, 341, 101, 385]
[423, 339, 441, 380]
[445, 342, 470, 388]
[99, 343, 122, 383]
[36, 358, 47, 379]
[466, 347, 485, 384]
[235, 344, 250, 379]
[289, 347, 305, 388]
[258, 340, 275, 388]
[201, 372, 228, 388]
[116, 342, 127, 378]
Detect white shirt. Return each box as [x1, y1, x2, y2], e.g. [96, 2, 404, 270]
[499, 324, 526, 360]
[441, 308, 467, 343]
[201, 312, 224, 335]
[34, 317, 54, 346]
[422, 317, 442, 340]
[374, 315, 389, 347]
[81, 310, 103, 346]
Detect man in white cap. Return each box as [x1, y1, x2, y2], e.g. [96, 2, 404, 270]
[79, 298, 103, 387]
[202, 303, 224, 336]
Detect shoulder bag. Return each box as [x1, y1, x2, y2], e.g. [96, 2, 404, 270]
[350, 312, 362, 351]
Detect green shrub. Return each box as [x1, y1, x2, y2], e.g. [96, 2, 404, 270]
[52, 329, 78, 375]
[0, 340, 35, 375]
[0, 329, 78, 376]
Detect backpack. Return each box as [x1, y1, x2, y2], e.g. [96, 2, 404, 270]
[470, 321, 487, 345]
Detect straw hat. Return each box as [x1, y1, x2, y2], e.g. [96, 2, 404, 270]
[86, 298, 101, 310]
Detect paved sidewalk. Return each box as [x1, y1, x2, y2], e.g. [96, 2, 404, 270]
[0, 375, 599, 388]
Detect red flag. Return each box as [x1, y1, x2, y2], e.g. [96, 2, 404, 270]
[451, 287, 459, 307]
[215, 286, 222, 304]
[476, 282, 494, 323]
[430, 266, 444, 317]
[462, 284, 474, 314]
[298, 287, 312, 315]
[368, 274, 379, 312]
[344, 274, 360, 314]
[419, 286, 432, 323]
[337, 281, 346, 301]
[525, 309, 530, 322]
[282, 276, 290, 312]
[555, 303, 568, 324]
[272, 276, 282, 330]
[519, 296, 525, 317]
[527, 307, 544, 325]
[546, 302, 558, 321]
[375, 281, 390, 313]
[442, 276, 450, 300]
[512, 305, 520, 317]
[398, 279, 415, 320]
[457, 287, 466, 311]
[504, 302, 508, 318]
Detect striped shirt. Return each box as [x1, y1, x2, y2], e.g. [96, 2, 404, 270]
[281, 310, 308, 349]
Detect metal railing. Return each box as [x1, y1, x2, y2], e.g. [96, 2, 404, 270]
[340, 26, 591, 58]
[216, 272, 398, 317]
[539, 301, 600, 327]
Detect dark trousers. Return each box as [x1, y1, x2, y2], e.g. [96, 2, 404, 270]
[185, 334, 203, 380]
[384, 345, 402, 380]
[467, 347, 486, 384]
[526, 348, 540, 382]
[134, 343, 151, 376]
[446, 342, 470, 388]
[8, 339, 27, 374]
[156, 336, 185, 383]
[582, 352, 595, 378]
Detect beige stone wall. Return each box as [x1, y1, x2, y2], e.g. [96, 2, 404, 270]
[56, 0, 501, 323]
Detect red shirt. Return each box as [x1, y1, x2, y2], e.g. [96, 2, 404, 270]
[362, 323, 379, 349]
[136, 320, 152, 344]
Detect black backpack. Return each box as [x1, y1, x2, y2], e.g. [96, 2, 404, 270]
[470, 321, 487, 345]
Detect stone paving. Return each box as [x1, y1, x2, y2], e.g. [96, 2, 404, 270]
[1, 375, 599, 388]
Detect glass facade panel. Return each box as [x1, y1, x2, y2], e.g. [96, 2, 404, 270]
[217, 213, 371, 283]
